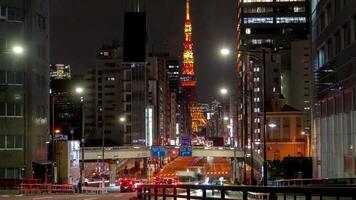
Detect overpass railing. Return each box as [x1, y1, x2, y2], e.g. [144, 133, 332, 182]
[137, 184, 356, 200]
[270, 178, 356, 186]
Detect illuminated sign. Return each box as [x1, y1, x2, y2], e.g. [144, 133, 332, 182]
[145, 107, 153, 146]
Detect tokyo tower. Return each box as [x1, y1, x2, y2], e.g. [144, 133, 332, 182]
[180, 0, 207, 134]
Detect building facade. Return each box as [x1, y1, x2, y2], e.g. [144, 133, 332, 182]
[236, 0, 311, 159]
[0, 0, 49, 179]
[311, 0, 356, 178]
[82, 43, 125, 146]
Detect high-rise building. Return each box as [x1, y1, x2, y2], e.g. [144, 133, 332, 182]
[236, 0, 311, 154]
[50, 64, 71, 80]
[166, 58, 180, 92]
[83, 43, 124, 146]
[123, 10, 147, 145]
[311, 0, 356, 178]
[0, 0, 49, 179]
[238, 0, 309, 49]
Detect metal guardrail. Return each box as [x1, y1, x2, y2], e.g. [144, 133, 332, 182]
[83, 146, 244, 151]
[137, 184, 356, 200]
[19, 183, 73, 194]
[270, 178, 356, 186]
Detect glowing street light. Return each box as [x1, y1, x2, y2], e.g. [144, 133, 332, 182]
[75, 87, 84, 94]
[268, 122, 277, 128]
[223, 116, 229, 121]
[220, 48, 230, 56]
[12, 46, 24, 54]
[55, 129, 61, 134]
[220, 88, 228, 95]
[119, 116, 126, 123]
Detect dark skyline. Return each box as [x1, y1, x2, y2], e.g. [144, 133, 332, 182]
[50, 0, 237, 102]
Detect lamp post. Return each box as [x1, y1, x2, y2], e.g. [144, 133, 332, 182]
[74, 86, 85, 191]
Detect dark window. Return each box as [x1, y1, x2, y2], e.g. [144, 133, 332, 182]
[0, 169, 4, 178]
[125, 104, 131, 112]
[0, 136, 5, 148]
[7, 103, 15, 116]
[36, 14, 46, 29]
[327, 39, 333, 59]
[15, 136, 23, 148]
[15, 72, 23, 84]
[0, 71, 5, 83]
[15, 103, 22, 116]
[354, 15, 356, 41]
[0, 38, 6, 49]
[335, 32, 341, 54]
[7, 72, 15, 83]
[0, 102, 4, 116]
[344, 23, 351, 46]
[6, 136, 15, 148]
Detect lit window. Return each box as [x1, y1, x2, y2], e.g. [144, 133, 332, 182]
[245, 28, 251, 34]
[243, 0, 273, 2]
[243, 17, 273, 24]
[276, 17, 306, 24]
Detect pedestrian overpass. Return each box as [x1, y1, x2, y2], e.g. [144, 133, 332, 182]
[82, 146, 263, 166]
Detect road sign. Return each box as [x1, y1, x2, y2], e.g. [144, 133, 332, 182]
[179, 146, 192, 157]
[181, 136, 191, 146]
[54, 134, 68, 141]
[151, 146, 166, 157]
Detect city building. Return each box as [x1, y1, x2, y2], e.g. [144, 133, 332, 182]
[236, 0, 311, 158]
[264, 94, 310, 160]
[166, 58, 180, 93]
[0, 0, 49, 179]
[311, 0, 356, 178]
[238, 0, 309, 49]
[289, 40, 312, 134]
[123, 10, 147, 145]
[50, 64, 71, 80]
[83, 42, 125, 146]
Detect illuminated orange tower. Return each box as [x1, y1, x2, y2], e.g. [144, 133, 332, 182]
[180, 0, 207, 134]
[181, 0, 196, 89]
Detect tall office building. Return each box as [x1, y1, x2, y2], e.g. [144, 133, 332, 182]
[83, 43, 125, 146]
[311, 0, 356, 178]
[166, 58, 180, 92]
[123, 9, 148, 145]
[0, 0, 49, 179]
[50, 64, 71, 80]
[238, 0, 309, 49]
[236, 0, 310, 153]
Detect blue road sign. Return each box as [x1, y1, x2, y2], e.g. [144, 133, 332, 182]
[181, 136, 191, 146]
[151, 146, 166, 157]
[179, 146, 192, 157]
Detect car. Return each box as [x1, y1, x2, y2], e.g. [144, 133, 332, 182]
[119, 178, 135, 192]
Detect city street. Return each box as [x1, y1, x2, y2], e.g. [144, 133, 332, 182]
[0, 193, 136, 200]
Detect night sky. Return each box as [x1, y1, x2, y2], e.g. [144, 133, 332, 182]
[50, 0, 237, 102]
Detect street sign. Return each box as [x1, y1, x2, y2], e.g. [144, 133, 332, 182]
[181, 136, 191, 146]
[179, 146, 192, 157]
[151, 146, 166, 157]
[54, 134, 68, 141]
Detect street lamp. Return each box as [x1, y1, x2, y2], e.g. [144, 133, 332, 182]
[119, 116, 126, 123]
[220, 48, 231, 56]
[75, 86, 85, 191]
[12, 46, 24, 54]
[220, 88, 228, 96]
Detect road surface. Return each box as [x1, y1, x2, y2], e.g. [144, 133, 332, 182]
[0, 193, 136, 200]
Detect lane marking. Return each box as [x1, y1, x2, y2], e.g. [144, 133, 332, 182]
[32, 197, 53, 200]
[83, 198, 98, 200]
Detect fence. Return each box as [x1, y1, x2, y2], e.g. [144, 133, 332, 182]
[0, 178, 41, 189]
[19, 183, 73, 194]
[137, 184, 356, 200]
[269, 178, 356, 186]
